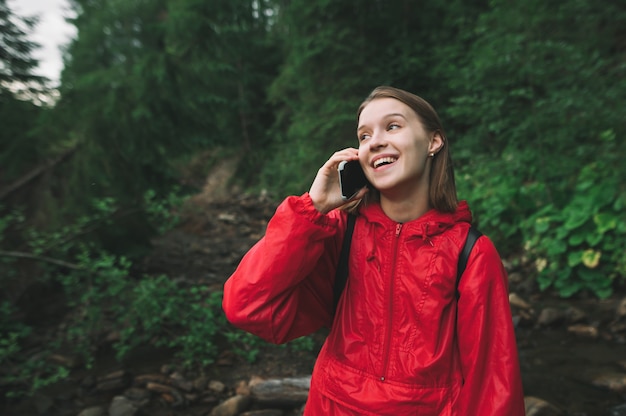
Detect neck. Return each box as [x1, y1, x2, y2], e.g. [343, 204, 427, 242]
[380, 186, 431, 223]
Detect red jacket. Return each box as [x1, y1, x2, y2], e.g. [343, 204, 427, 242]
[223, 194, 525, 415]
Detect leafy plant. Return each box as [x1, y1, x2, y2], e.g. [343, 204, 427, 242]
[0, 189, 195, 396]
[0, 302, 70, 399]
[112, 278, 223, 368]
[143, 188, 188, 234]
[523, 160, 626, 298]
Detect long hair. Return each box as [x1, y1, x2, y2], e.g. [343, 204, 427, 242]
[354, 86, 458, 213]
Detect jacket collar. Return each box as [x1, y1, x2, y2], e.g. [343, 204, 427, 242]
[359, 200, 473, 239]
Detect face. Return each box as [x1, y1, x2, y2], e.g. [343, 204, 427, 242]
[357, 97, 442, 197]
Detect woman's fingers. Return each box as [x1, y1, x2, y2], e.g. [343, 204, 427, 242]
[309, 148, 360, 214]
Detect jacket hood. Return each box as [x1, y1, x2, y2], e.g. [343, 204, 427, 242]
[358, 200, 473, 240]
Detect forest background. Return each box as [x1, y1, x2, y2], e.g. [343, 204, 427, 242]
[1, 0, 625, 400]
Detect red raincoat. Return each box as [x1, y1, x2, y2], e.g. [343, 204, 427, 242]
[223, 193, 525, 415]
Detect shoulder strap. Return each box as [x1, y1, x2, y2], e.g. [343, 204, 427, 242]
[456, 226, 482, 299]
[333, 213, 356, 313]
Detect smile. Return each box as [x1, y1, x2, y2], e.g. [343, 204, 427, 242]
[373, 157, 398, 169]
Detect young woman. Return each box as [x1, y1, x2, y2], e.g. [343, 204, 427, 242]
[223, 86, 525, 415]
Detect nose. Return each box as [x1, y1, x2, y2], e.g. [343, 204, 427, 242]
[368, 129, 387, 150]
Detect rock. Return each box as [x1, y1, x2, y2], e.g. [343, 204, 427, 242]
[199, 391, 220, 405]
[250, 377, 311, 406]
[77, 406, 106, 416]
[123, 387, 151, 406]
[609, 403, 626, 416]
[209, 394, 252, 416]
[170, 371, 194, 392]
[249, 375, 266, 388]
[512, 308, 536, 328]
[48, 353, 80, 368]
[609, 321, 626, 334]
[194, 375, 209, 391]
[537, 307, 566, 327]
[509, 293, 532, 310]
[209, 379, 227, 393]
[146, 382, 185, 406]
[109, 396, 139, 416]
[97, 370, 131, 392]
[567, 324, 599, 338]
[134, 373, 171, 387]
[592, 373, 626, 394]
[507, 271, 522, 284]
[524, 396, 564, 415]
[564, 306, 587, 324]
[219, 212, 238, 223]
[161, 364, 175, 374]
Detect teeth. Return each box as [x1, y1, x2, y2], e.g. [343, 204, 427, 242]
[373, 157, 397, 168]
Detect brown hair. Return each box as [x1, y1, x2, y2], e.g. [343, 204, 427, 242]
[355, 86, 458, 213]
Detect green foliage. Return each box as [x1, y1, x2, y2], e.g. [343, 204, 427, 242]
[262, 0, 481, 195]
[143, 187, 187, 234]
[0, 0, 52, 182]
[288, 335, 316, 353]
[224, 325, 317, 364]
[448, 0, 626, 295]
[51, 0, 280, 212]
[110, 278, 222, 368]
[224, 328, 265, 364]
[3, 0, 626, 401]
[0, 302, 69, 399]
[0, 185, 315, 398]
[0, 96, 48, 181]
[523, 160, 626, 298]
[0, 190, 192, 396]
[456, 154, 531, 252]
[0, 0, 48, 92]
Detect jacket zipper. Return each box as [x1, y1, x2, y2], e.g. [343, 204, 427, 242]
[380, 223, 402, 381]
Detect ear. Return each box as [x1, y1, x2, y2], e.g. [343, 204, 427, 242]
[428, 131, 444, 155]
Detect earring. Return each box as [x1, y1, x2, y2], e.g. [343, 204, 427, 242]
[429, 153, 435, 157]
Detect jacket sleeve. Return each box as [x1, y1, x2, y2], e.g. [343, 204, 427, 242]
[455, 236, 526, 416]
[222, 193, 345, 344]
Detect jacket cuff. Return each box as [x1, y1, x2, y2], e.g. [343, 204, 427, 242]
[288, 193, 339, 229]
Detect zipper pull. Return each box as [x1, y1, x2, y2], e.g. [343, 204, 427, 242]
[422, 224, 434, 246]
[395, 223, 402, 237]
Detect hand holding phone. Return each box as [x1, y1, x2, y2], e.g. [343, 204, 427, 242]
[338, 160, 370, 200]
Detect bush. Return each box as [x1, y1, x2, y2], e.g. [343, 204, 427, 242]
[523, 160, 626, 298]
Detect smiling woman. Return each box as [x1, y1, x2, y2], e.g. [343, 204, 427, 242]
[356, 96, 443, 222]
[7, 0, 75, 84]
[223, 86, 526, 415]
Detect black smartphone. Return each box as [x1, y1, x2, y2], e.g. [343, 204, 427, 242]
[338, 160, 370, 200]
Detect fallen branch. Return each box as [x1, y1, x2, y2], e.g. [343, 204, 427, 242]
[0, 250, 84, 270]
[0, 146, 78, 201]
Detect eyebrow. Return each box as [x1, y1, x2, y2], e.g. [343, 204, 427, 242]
[357, 112, 408, 133]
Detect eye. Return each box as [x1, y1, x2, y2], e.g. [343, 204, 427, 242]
[387, 123, 400, 131]
[358, 133, 371, 142]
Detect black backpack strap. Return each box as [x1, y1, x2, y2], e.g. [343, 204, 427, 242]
[333, 213, 356, 313]
[456, 226, 482, 299]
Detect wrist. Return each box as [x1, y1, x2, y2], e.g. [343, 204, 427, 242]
[312, 199, 331, 215]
